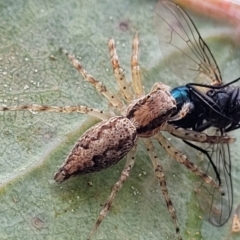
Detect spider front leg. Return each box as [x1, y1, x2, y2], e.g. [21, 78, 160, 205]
[155, 132, 222, 192]
[162, 122, 235, 144]
[88, 144, 137, 240]
[0, 104, 110, 121]
[143, 138, 182, 240]
[61, 48, 123, 111]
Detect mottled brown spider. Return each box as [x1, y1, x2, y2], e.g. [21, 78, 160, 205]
[0, 33, 231, 240]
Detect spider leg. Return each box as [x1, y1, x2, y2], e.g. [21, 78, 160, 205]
[61, 48, 123, 111]
[143, 138, 182, 240]
[88, 144, 137, 240]
[0, 104, 110, 120]
[162, 122, 235, 144]
[154, 132, 222, 192]
[131, 32, 144, 97]
[108, 38, 134, 102]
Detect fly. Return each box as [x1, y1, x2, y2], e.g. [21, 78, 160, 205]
[154, 0, 239, 226]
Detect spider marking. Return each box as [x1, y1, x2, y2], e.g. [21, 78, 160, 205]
[0, 33, 232, 240]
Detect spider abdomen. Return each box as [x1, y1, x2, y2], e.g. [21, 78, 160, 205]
[54, 116, 137, 182]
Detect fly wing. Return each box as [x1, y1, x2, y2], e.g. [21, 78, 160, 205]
[154, 1, 222, 85]
[188, 133, 233, 226]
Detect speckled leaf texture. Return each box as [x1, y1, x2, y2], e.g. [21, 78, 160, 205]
[0, 0, 240, 239]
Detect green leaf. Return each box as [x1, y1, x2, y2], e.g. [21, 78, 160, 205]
[1, 1, 240, 240]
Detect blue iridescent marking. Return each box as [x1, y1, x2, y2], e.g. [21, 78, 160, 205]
[171, 86, 191, 110]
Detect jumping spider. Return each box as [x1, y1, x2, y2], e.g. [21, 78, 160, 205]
[0, 33, 232, 240]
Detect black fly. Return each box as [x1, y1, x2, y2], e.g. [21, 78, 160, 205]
[154, 0, 239, 226]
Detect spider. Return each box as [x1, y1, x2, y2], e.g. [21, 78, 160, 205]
[0, 33, 232, 240]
